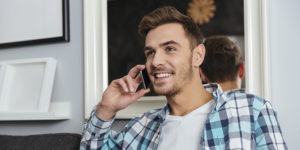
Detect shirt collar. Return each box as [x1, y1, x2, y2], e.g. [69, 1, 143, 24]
[206, 83, 246, 111]
[157, 83, 227, 122]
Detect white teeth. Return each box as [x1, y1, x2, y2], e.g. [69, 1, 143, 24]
[156, 73, 171, 78]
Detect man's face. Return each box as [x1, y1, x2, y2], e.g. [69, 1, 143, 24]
[144, 23, 194, 96]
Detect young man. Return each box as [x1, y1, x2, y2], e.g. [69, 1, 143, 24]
[80, 6, 287, 149]
[200, 35, 245, 91]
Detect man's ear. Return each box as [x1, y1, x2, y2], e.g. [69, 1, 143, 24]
[193, 44, 205, 67]
[238, 62, 245, 79]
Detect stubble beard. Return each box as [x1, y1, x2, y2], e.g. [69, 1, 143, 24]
[154, 56, 194, 98]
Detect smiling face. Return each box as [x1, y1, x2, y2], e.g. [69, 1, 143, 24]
[144, 23, 195, 96]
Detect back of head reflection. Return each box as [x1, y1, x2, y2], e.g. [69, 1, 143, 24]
[200, 35, 245, 91]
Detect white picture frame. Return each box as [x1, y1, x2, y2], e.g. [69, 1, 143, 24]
[0, 58, 57, 113]
[84, 0, 271, 119]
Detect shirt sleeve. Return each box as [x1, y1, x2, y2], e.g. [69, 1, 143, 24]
[80, 108, 124, 150]
[255, 101, 288, 149]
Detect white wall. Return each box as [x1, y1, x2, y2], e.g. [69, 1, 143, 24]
[0, 0, 84, 135]
[269, 0, 300, 149]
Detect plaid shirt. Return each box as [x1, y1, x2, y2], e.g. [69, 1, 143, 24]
[80, 84, 287, 150]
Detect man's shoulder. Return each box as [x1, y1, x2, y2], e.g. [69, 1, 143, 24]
[225, 90, 266, 103]
[127, 107, 165, 126]
[142, 107, 164, 119]
[217, 90, 274, 121]
[222, 90, 268, 111]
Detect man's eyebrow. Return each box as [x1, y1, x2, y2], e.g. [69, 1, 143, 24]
[144, 46, 154, 51]
[144, 40, 181, 51]
[160, 40, 181, 47]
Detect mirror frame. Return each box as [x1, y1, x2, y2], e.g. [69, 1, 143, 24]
[83, 0, 271, 119]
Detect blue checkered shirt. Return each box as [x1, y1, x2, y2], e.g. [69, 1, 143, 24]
[80, 84, 287, 149]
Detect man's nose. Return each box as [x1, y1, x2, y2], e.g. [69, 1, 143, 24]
[151, 50, 166, 67]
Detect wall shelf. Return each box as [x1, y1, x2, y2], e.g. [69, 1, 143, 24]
[0, 102, 71, 121]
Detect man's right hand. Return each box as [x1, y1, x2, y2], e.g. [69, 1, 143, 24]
[96, 65, 150, 120]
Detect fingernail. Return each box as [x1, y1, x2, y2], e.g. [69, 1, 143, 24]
[125, 88, 128, 92]
[131, 88, 134, 92]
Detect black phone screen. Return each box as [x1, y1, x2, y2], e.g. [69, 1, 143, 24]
[140, 69, 151, 89]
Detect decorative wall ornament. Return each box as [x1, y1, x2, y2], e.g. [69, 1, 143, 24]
[187, 0, 216, 25]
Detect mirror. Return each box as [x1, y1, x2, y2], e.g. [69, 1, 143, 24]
[84, 0, 270, 119]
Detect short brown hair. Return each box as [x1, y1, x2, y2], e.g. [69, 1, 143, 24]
[201, 35, 243, 82]
[138, 6, 203, 49]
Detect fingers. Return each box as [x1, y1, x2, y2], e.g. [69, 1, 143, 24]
[113, 65, 147, 93]
[117, 78, 130, 92]
[117, 75, 139, 93]
[124, 76, 135, 92]
[128, 64, 145, 78]
[115, 75, 150, 96]
[121, 88, 150, 107]
[134, 73, 142, 86]
[133, 88, 150, 100]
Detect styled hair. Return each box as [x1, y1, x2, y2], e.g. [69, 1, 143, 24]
[138, 6, 203, 49]
[201, 35, 243, 82]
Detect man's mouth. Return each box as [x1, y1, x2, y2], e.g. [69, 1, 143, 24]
[150, 67, 174, 83]
[153, 72, 174, 83]
[155, 73, 172, 78]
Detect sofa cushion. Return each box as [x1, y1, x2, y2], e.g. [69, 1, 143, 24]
[0, 133, 81, 150]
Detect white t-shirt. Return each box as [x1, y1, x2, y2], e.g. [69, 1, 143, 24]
[157, 100, 214, 150]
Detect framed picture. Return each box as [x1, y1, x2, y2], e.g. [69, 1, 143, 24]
[0, 0, 69, 48]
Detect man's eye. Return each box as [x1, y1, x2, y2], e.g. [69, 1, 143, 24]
[146, 51, 155, 56]
[166, 47, 175, 52]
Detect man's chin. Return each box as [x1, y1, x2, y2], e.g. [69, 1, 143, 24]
[153, 86, 172, 96]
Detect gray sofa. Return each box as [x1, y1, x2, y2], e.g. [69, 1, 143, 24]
[0, 133, 81, 150]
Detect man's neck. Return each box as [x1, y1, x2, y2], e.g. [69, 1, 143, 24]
[219, 80, 240, 92]
[166, 78, 213, 116]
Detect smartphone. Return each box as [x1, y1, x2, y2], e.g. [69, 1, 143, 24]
[139, 69, 151, 89]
